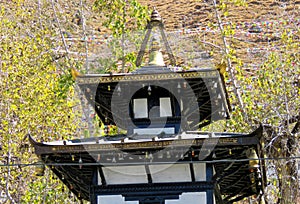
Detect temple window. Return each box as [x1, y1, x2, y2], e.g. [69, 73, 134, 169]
[159, 97, 172, 117]
[133, 98, 148, 118]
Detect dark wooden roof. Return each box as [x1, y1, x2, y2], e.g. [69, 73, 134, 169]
[29, 126, 266, 202]
[76, 67, 231, 130]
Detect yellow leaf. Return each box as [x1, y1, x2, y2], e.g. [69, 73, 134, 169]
[11, 104, 18, 111]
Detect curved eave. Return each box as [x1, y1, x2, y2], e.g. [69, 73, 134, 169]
[28, 134, 44, 146]
[29, 126, 262, 155]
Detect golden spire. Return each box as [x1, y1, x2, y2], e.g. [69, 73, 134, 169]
[148, 36, 165, 66]
[135, 8, 176, 67]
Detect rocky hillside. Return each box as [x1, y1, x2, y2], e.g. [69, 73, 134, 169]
[66, 0, 299, 72]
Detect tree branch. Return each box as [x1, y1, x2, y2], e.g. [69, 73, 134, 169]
[212, 0, 249, 123]
[80, 0, 89, 73]
[51, 0, 70, 60]
[291, 113, 300, 134]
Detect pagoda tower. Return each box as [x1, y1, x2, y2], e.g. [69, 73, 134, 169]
[30, 9, 266, 204]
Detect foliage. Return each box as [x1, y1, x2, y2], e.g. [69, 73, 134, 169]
[239, 33, 299, 204]
[93, 0, 149, 37]
[0, 1, 81, 203]
[211, 0, 300, 203]
[93, 0, 150, 73]
[0, 1, 149, 202]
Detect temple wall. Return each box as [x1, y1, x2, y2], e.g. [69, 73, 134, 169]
[97, 192, 211, 204]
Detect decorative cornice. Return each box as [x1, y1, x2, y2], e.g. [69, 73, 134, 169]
[76, 69, 219, 84]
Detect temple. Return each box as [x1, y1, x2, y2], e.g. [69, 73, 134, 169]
[29, 9, 266, 204]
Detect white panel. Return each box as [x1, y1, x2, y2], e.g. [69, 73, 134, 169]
[180, 99, 183, 112]
[97, 195, 138, 204]
[214, 193, 216, 204]
[149, 164, 191, 183]
[134, 127, 175, 135]
[98, 195, 124, 204]
[166, 192, 206, 204]
[193, 163, 206, 181]
[97, 170, 102, 185]
[160, 97, 172, 117]
[102, 165, 148, 185]
[133, 98, 148, 118]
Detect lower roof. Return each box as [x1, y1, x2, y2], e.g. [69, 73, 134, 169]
[29, 126, 266, 202]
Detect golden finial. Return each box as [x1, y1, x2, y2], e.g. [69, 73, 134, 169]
[150, 7, 162, 22]
[148, 36, 165, 66]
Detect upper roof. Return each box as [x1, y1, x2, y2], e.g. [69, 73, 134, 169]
[77, 67, 230, 130]
[73, 9, 231, 131]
